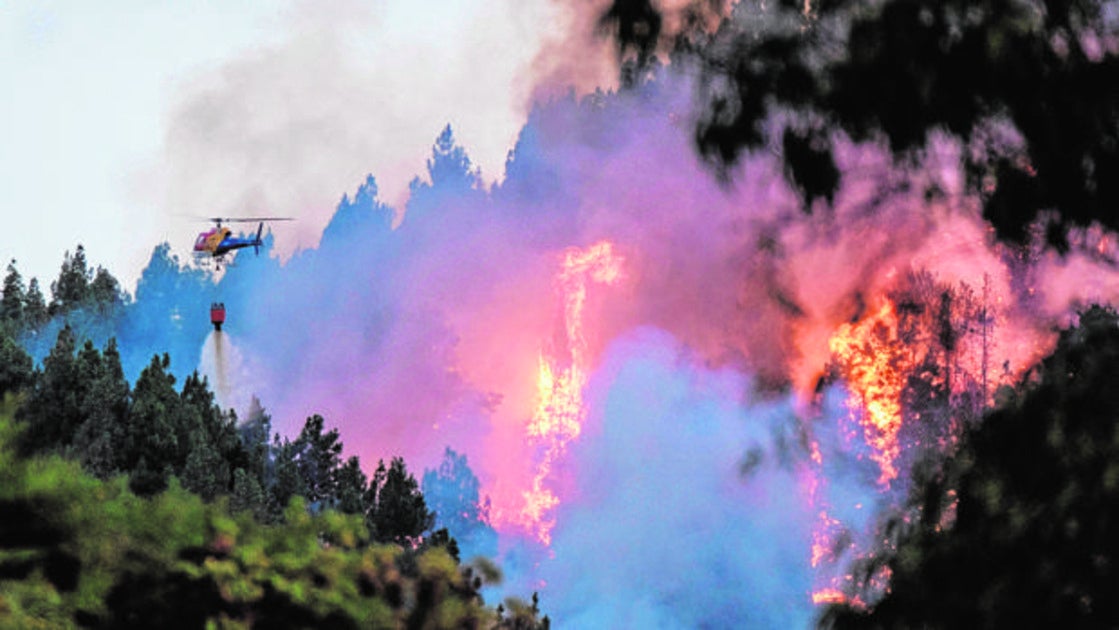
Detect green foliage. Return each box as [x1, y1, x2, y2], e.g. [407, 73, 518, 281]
[181, 430, 228, 501]
[0, 412, 529, 628]
[822, 305, 1119, 628]
[423, 528, 461, 564]
[495, 591, 551, 630]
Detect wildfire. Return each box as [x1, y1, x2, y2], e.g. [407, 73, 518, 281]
[808, 298, 912, 607]
[828, 300, 912, 486]
[808, 297, 926, 607]
[519, 240, 625, 544]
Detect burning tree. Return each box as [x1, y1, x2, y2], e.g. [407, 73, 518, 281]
[826, 271, 1000, 487]
[812, 270, 1017, 607]
[820, 305, 1119, 628]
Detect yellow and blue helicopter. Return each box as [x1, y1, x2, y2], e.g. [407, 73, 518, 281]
[192, 217, 291, 268]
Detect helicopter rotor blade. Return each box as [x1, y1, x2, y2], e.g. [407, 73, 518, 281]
[207, 216, 294, 224]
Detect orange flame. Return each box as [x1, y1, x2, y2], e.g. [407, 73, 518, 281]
[810, 509, 842, 568]
[809, 299, 912, 607]
[828, 300, 912, 486]
[519, 241, 625, 543]
[811, 588, 849, 606]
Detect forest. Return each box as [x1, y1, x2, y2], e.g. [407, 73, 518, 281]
[0, 256, 542, 627]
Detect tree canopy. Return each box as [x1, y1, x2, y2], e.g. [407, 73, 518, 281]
[0, 410, 541, 628]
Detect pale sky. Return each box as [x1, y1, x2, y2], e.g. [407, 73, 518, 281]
[1, 0, 602, 293]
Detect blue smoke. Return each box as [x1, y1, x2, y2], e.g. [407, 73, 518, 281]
[422, 447, 499, 561]
[526, 328, 883, 629]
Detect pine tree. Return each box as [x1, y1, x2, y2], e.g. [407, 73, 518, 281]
[0, 330, 33, 399]
[88, 266, 122, 311]
[72, 338, 129, 479]
[50, 246, 91, 315]
[423, 447, 498, 559]
[17, 325, 81, 454]
[230, 467, 268, 520]
[238, 396, 272, 492]
[293, 414, 343, 509]
[1, 259, 25, 331]
[179, 371, 242, 487]
[181, 429, 228, 501]
[125, 354, 181, 494]
[267, 435, 307, 521]
[334, 456, 368, 515]
[427, 124, 482, 191]
[23, 278, 47, 329]
[367, 457, 434, 545]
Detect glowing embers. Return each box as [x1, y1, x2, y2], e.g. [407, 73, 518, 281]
[812, 588, 853, 606]
[805, 436, 863, 609]
[808, 298, 913, 608]
[828, 300, 913, 486]
[520, 241, 625, 544]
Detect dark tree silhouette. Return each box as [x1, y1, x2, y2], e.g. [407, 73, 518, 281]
[1, 259, 25, 330]
[50, 246, 91, 315]
[366, 457, 435, 545]
[267, 434, 307, 520]
[0, 330, 33, 400]
[601, 0, 1119, 247]
[334, 456, 368, 516]
[18, 325, 82, 455]
[125, 354, 182, 495]
[23, 278, 47, 329]
[72, 338, 129, 479]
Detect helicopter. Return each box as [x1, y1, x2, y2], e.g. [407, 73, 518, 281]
[192, 217, 292, 268]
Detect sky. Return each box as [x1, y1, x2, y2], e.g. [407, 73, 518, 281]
[0, 0, 609, 293]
